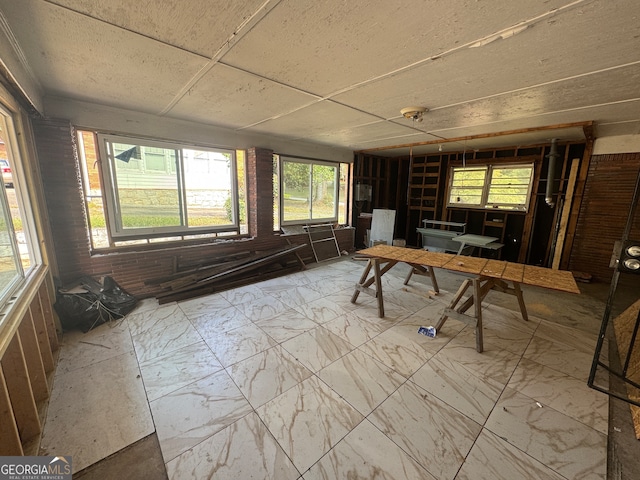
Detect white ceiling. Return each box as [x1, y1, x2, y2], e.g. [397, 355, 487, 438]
[1, 0, 639, 156]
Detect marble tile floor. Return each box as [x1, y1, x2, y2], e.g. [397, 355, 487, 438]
[41, 257, 615, 479]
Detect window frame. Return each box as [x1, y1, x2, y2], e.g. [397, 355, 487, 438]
[0, 98, 42, 312]
[447, 162, 534, 212]
[485, 164, 535, 210]
[275, 155, 343, 227]
[447, 165, 488, 208]
[97, 133, 241, 241]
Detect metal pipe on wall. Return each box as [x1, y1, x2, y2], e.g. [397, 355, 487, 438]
[545, 138, 559, 206]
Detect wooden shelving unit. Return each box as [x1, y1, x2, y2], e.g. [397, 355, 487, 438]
[406, 154, 446, 245]
[408, 155, 441, 218]
[483, 211, 507, 242]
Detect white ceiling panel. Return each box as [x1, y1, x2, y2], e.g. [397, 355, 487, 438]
[353, 135, 440, 156]
[2, 0, 207, 114]
[0, 0, 639, 153]
[243, 100, 381, 139]
[169, 64, 320, 128]
[491, 67, 640, 120]
[333, 0, 640, 119]
[405, 63, 640, 135]
[222, 0, 575, 96]
[427, 98, 639, 137]
[46, 0, 267, 58]
[299, 120, 437, 149]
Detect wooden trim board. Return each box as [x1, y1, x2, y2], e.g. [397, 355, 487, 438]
[552, 158, 580, 269]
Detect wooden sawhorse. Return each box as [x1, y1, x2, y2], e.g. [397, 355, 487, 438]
[403, 264, 439, 291]
[351, 257, 439, 318]
[435, 276, 528, 353]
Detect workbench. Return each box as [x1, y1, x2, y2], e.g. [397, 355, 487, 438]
[417, 220, 466, 253]
[451, 233, 504, 255]
[351, 245, 580, 352]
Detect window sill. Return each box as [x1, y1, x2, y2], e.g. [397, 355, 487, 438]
[446, 205, 528, 213]
[90, 234, 254, 256]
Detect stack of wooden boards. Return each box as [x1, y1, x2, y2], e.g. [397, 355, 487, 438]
[146, 244, 306, 304]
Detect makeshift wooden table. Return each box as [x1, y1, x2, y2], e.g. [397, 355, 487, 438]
[351, 245, 580, 352]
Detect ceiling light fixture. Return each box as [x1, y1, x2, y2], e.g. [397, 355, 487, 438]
[400, 106, 428, 123]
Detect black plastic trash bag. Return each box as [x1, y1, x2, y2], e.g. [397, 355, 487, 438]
[54, 276, 137, 332]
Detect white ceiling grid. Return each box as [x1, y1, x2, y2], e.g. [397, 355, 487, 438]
[0, 0, 639, 154]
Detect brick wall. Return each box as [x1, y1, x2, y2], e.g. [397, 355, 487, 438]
[247, 147, 274, 237]
[32, 118, 354, 297]
[569, 152, 640, 281]
[32, 118, 91, 279]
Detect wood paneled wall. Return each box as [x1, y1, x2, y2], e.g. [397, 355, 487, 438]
[355, 142, 591, 267]
[570, 152, 640, 280]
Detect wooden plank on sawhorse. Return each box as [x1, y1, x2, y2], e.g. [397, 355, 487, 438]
[435, 276, 528, 353]
[351, 257, 398, 318]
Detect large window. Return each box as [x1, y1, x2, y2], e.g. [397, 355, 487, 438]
[448, 163, 534, 211]
[273, 155, 348, 228]
[0, 178, 22, 301]
[0, 102, 41, 307]
[78, 131, 247, 248]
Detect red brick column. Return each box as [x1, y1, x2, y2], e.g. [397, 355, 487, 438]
[246, 147, 274, 238]
[32, 118, 91, 283]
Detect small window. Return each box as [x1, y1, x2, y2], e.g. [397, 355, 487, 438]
[487, 165, 533, 208]
[448, 166, 487, 206]
[447, 163, 534, 211]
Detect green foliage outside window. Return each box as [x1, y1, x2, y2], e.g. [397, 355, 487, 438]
[448, 164, 533, 211]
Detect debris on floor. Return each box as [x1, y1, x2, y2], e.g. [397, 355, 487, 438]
[417, 326, 437, 338]
[147, 244, 307, 304]
[54, 276, 137, 332]
[573, 271, 593, 283]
